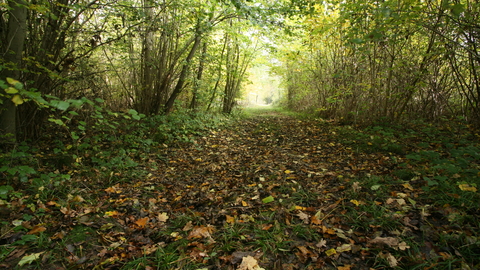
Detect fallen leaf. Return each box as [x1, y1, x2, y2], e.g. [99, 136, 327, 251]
[316, 239, 327, 248]
[297, 211, 310, 224]
[369, 237, 399, 247]
[27, 225, 46, 235]
[226, 215, 235, 224]
[237, 255, 265, 270]
[135, 217, 149, 228]
[187, 225, 215, 242]
[458, 184, 477, 192]
[350, 199, 360, 206]
[336, 244, 352, 253]
[158, 212, 169, 222]
[262, 224, 273, 230]
[352, 182, 361, 192]
[378, 251, 398, 267]
[262, 196, 274, 203]
[18, 252, 45, 266]
[325, 248, 336, 256]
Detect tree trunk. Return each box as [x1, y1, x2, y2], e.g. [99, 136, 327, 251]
[189, 42, 208, 110]
[0, 0, 27, 142]
[163, 25, 203, 114]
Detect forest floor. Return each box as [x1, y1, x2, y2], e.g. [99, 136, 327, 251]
[1, 106, 480, 269]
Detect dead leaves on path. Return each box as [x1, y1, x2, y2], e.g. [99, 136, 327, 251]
[1, 115, 478, 269]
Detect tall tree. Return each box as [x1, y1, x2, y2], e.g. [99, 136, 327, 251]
[0, 0, 27, 142]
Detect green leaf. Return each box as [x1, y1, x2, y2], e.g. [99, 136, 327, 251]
[11, 95, 24, 105]
[0, 185, 14, 199]
[50, 100, 70, 111]
[371, 185, 381, 191]
[49, 118, 65, 126]
[128, 109, 139, 115]
[68, 99, 86, 107]
[5, 87, 18, 94]
[18, 252, 44, 266]
[262, 195, 275, 203]
[95, 98, 105, 103]
[350, 38, 364, 44]
[451, 3, 464, 17]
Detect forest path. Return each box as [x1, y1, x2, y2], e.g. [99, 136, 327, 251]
[26, 107, 472, 269]
[137, 107, 401, 269]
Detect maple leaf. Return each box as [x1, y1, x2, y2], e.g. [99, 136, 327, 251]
[158, 212, 169, 222]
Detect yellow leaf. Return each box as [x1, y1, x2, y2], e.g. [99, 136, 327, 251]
[241, 200, 248, 207]
[325, 248, 337, 256]
[402, 183, 414, 190]
[226, 215, 235, 224]
[350, 199, 360, 206]
[12, 94, 24, 105]
[284, 170, 294, 174]
[459, 184, 477, 192]
[104, 211, 120, 217]
[4, 87, 18, 94]
[6, 77, 20, 85]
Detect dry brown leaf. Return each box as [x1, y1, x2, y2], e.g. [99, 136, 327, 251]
[27, 225, 47, 235]
[135, 217, 149, 228]
[378, 251, 398, 267]
[352, 182, 361, 192]
[236, 255, 265, 270]
[187, 225, 215, 242]
[297, 211, 310, 224]
[182, 221, 193, 231]
[369, 237, 399, 247]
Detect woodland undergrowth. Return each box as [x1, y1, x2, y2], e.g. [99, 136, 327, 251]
[0, 106, 479, 270]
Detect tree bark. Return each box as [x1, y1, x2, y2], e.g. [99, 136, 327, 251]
[0, 0, 27, 142]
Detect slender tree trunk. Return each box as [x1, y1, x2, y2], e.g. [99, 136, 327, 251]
[0, 0, 27, 142]
[164, 25, 203, 114]
[189, 42, 208, 110]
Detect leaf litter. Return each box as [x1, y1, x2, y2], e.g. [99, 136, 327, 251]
[1, 112, 479, 269]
